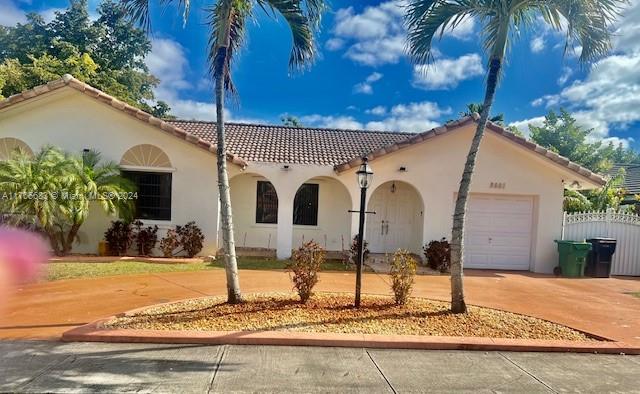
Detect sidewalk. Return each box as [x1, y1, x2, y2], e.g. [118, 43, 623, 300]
[1, 341, 639, 393]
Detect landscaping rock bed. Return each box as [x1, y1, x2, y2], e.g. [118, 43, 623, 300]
[104, 293, 597, 341]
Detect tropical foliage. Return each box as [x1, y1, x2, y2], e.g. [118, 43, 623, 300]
[407, 0, 625, 313]
[0, 0, 171, 118]
[123, 0, 327, 304]
[530, 109, 640, 173]
[564, 169, 630, 212]
[0, 147, 134, 256]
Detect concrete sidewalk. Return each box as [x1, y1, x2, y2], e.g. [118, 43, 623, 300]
[1, 341, 639, 393]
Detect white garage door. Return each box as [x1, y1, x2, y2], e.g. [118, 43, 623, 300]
[464, 194, 534, 270]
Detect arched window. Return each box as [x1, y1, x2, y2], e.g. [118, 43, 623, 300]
[120, 145, 172, 221]
[293, 183, 319, 226]
[256, 181, 278, 224]
[120, 144, 172, 168]
[0, 138, 33, 160]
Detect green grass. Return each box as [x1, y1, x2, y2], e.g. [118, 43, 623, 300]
[632, 292, 640, 299]
[45, 261, 219, 281]
[44, 258, 353, 281]
[209, 258, 351, 271]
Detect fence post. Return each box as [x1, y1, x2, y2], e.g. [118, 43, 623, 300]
[606, 208, 614, 238]
[561, 211, 567, 240]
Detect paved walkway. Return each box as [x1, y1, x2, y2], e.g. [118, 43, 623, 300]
[1, 270, 639, 344]
[1, 341, 639, 393]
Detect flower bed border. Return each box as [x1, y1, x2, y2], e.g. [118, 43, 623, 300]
[61, 296, 640, 354]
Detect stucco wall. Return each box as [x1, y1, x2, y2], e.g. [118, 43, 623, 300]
[0, 88, 221, 255]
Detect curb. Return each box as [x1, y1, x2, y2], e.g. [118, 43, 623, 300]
[62, 320, 640, 354]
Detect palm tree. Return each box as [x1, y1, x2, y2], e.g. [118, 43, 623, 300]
[122, 0, 326, 304]
[461, 103, 504, 124]
[0, 146, 134, 255]
[406, 0, 625, 313]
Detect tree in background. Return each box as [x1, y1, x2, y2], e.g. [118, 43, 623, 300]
[123, 0, 326, 304]
[564, 168, 629, 213]
[407, 0, 625, 314]
[281, 115, 303, 127]
[0, 0, 172, 118]
[0, 146, 134, 255]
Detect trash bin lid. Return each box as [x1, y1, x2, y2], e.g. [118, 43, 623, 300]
[587, 238, 617, 244]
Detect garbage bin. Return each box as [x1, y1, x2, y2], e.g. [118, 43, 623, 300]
[586, 238, 617, 278]
[555, 240, 591, 277]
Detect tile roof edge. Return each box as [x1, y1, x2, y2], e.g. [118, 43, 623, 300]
[333, 114, 607, 186]
[0, 75, 249, 169]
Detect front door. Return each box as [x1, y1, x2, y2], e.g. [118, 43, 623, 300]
[366, 181, 422, 254]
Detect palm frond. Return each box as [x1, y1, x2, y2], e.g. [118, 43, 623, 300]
[121, 0, 192, 31]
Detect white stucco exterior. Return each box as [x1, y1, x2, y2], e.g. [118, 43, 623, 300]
[0, 85, 601, 273]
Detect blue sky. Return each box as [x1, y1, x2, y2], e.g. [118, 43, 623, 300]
[2, 0, 639, 149]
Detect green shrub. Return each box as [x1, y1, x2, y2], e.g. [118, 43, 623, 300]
[176, 221, 205, 257]
[132, 220, 158, 256]
[159, 229, 179, 257]
[287, 240, 326, 303]
[345, 234, 370, 266]
[390, 250, 417, 306]
[104, 220, 132, 256]
[423, 238, 451, 273]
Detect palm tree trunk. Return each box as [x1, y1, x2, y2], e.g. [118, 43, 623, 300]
[214, 44, 242, 304]
[62, 222, 81, 255]
[450, 56, 503, 314]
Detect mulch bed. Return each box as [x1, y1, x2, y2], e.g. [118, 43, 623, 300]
[104, 293, 596, 342]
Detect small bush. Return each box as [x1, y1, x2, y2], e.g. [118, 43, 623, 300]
[390, 249, 417, 306]
[104, 221, 132, 256]
[345, 234, 370, 266]
[132, 220, 158, 256]
[176, 221, 204, 257]
[287, 240, 326, 303]
[423, 238, 451, 273]
[159, 229, 180, 257]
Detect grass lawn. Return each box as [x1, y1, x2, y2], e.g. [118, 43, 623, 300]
[632, 292, 640, 299]
[45, 258, 353, 281]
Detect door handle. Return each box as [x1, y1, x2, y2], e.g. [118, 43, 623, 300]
[381, 220, 385, 236]
[385, 222, 389, 235]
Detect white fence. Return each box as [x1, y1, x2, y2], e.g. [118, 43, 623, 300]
[562, 210, 640, 276]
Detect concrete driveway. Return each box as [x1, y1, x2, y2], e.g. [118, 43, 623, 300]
[1, 269, 639, 345]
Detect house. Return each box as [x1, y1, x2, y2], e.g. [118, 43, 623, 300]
[0, 75, 605, 273]
[610, 163, 640, 207]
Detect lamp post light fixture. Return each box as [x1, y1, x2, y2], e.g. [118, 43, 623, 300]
[354, 158, 373, 308]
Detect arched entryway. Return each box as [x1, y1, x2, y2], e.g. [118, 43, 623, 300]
[366, 180, 424, 254]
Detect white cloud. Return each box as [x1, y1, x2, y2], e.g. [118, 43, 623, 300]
[366, 101, 451, 132]
[530, 36, 545, 53]
[412, 54, 484, 90]
[325, 38, 345, 51]
[300, 114, 364, 130]
[353, 72, 383, 94]
[329, 1, 474, 66]
[557, 67, 573, 86]
[301, 101, 450, 132]
[0, 0, 27, 25]
[366, 105, 387, 116]
[508, 116, 546, 138]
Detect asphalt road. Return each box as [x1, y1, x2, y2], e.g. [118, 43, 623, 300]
[1, 341, 639, 393]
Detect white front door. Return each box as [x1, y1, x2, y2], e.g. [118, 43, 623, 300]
[366, 182, 422, 254]
[464, 194, 534, 270]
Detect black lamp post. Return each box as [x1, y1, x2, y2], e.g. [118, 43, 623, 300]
[354, 157, 373, 308]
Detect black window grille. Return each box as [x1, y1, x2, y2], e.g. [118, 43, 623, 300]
[122, 171, 172, 221]
[256, 181, 278, 224]
[293, 183, 319, 226]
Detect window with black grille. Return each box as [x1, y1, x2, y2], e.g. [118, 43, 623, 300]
[256, 181, 278, 224]
[122, 171, 172, 221]
[293, 183, 319, 226]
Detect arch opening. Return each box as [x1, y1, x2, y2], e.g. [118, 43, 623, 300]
[120, 144, 172, 168]
[366, 180, 424, 255]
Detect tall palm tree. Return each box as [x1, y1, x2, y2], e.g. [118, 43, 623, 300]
[122, 0, 326, 304]
[461, 102, 504, 124]
[406, 0, 625, 313]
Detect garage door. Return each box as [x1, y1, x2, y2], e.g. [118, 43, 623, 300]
[464, 194, 534, 270]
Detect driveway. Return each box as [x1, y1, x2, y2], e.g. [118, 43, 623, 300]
[1, 269, 639, 345]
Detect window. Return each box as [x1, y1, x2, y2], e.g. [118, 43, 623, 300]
[122, 171, 172, 221]
[256, 181, 278, 224]
[293, 183, 319, 226]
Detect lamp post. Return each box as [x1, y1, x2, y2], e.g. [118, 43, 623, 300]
[355, 158, 373, 308]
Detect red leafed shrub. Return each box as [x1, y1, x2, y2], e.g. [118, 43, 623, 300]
[132, 220, 158, 256]
[423, 238, 451, 273]
[287, 240, 326, 303]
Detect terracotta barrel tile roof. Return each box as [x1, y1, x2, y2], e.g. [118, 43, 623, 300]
[168, 120, 413, 166]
